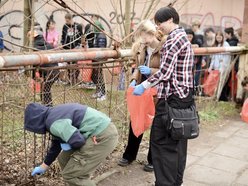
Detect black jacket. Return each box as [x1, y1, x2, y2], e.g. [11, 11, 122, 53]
[226, 36, 239, 46]
[84, 24, 95, 48]
[33, 35, 58, 77]
[61, 22, 83, 49]
[94, 33, 107, 48]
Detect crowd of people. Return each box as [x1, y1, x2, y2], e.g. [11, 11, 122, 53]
[25, 13, 108, 106]
[0, 6, 243, 186]
[184, 22, 240, 101]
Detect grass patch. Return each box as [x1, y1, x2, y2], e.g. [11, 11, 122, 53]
[198, 100, 238, 125]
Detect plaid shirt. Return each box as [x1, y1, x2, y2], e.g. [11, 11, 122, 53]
[142, 27, 194, 99]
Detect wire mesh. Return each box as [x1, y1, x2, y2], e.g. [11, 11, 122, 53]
[0, 60, 131, 185]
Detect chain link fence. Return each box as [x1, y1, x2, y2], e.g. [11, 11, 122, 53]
[0, 59, 132, 185]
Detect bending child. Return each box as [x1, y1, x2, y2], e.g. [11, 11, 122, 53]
[24, 103, 118, 186]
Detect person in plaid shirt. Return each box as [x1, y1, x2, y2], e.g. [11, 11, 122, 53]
[133, 7, 194, 186]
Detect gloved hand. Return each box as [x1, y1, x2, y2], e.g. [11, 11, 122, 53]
[133, 84, 145, 96]
[129, 80, 136, 87]
[138, 65, 151, 75]
[60, 143, 72, 151]
[31, 166, 46, 176]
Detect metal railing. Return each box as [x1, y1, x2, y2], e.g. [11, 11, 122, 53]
[0, 46, 247, 185]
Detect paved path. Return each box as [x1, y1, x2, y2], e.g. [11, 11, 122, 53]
[98, 120, 248, 186]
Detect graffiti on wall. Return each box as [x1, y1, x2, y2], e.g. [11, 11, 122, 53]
[0, 8, 243, 51]
[0, 9, 115, 51]
[181, 12, 242, 30]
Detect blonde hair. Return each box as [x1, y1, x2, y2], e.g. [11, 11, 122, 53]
[132, 20, 157, 55]
[134, 20, 156, 38]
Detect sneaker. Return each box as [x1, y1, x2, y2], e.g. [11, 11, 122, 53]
[97, 94, 106, 101]
[143, 163, 154, 172]
[118, 158, 132, 167]
[91, 92, 101, 99]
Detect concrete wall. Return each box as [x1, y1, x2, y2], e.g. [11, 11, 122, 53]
[0, 0, 244, 51]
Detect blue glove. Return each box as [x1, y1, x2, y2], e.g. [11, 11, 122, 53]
[138, 65, 151, 75]
[31, 166, 46, 176]
[60, 143, 72, 151]
[129, 80, 136, 87]
[133, 84, 145, 96]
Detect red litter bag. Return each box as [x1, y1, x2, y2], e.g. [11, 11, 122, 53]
[126, 87, 157, 137]
[29, 72, 41, 94]
[203, 70, 220, 96]
[77, 60, 92, 82]
[241, 98, 248, 123]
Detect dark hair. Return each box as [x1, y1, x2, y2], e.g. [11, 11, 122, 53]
[224, 27, 234, 36]
[33, 22, 43, 32]
[214, 31, 225, 47]
[185, 28, 195, 36]
[242, 76, 248, 87]
[154, 7, 179, 24]
[204, 27, 215, 36]
[45, 17, 56, 41]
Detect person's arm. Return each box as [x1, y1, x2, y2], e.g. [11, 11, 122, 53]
[0, 31, 4, 49]
[61, 25, 66, 45]
[53, 31, 59, 47]
[49, 119, 86, 149]
[31, 138, 61, 176]
[43, 138, 62, 166]
[141, 35, 184, 89]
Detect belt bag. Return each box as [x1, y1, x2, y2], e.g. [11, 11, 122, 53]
[168, 105, 200, 140]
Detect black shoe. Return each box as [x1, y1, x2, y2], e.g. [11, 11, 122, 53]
[143, 163, 154, 172]
[118, 158, 132, 167]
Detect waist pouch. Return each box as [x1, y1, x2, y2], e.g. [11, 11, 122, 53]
[168, 103, 200, 140]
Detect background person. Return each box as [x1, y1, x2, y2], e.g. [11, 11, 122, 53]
[61, 13, 83, 85]
[118, 20, 163, 172]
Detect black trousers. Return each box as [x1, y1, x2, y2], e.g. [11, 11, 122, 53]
[41, 70, 59, 106]
[151, 99, 188, 186]
[91, 61, 106, 95]
[67, 62, 80, 85]
[122, 123, 152, 164]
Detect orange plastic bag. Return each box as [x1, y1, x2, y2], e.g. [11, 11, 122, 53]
[126, 87, 157, 137]
[78, 60, 92, 82]
[203, 70, 220, 96]
[29, 72, 41, 93]
[241, 98, 248, 123]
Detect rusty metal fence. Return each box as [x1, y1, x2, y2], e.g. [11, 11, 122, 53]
[0, 47, 247, 185]
[0, 58, 132, 185]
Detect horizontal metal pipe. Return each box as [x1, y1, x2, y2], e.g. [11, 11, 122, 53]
[0, 46, 246, 68]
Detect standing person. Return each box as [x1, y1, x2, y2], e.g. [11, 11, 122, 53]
[61, 13, 83, 85]
[84, 23, 95, 48]
[91, 23, 107, 101]
[44, 18, 59, 48]
[133, 7, 194, 186]
[24, 103, 118, 186]
[0, 30, 4, 52]
[208, 31, 230, 73]
[220, 27, 239, 101]
[224, 27, 239, 47]
[29, 28, 59, 106]
[118, 20, 163, 172]
[208, 31, 231, 100]
[191, 20, 204, 46]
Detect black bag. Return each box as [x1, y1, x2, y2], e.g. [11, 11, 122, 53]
[168, 104, 200, 140]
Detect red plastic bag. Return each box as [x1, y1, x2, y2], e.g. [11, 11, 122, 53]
[29, 72, 41, 93]
[78, 60, 92, 82]
[126, 87, 157, 137]
[203, 70, 220, 96]
[241, 98, 248, 123]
